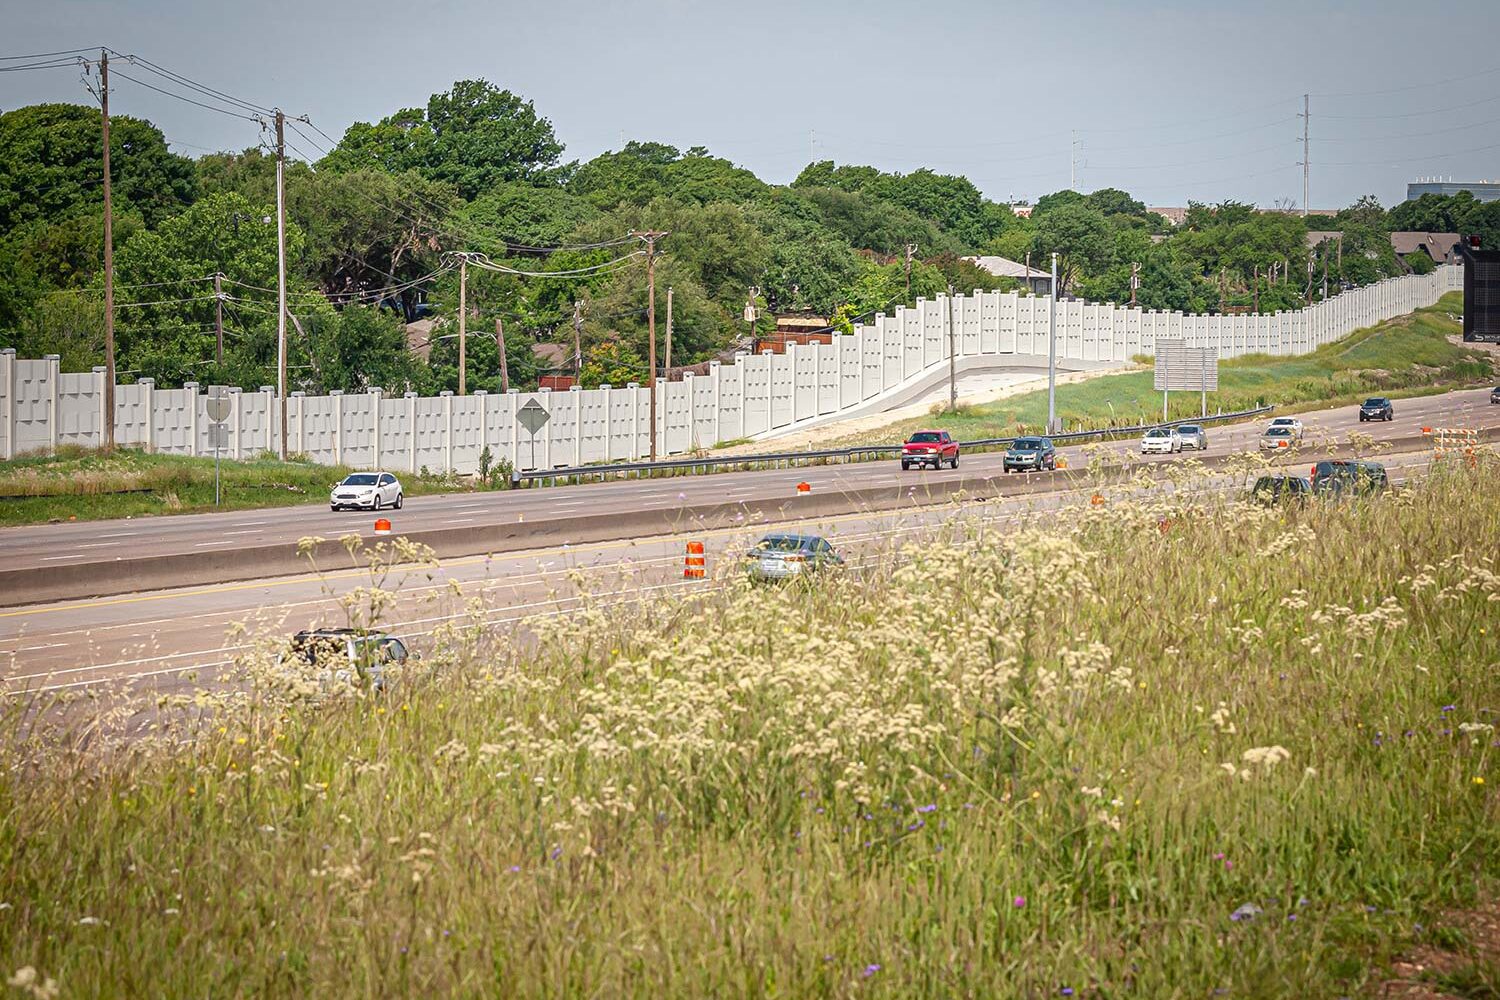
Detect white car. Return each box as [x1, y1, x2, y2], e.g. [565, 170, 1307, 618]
[330, 472, 403, 511]
[1140, 427, 1182, 454]
[1266, 417, 1304, 441]
[1259, 426, 1299, 452]
[284, 628, 412, 692]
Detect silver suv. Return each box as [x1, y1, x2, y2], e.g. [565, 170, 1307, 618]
[286, 628, 411, 691]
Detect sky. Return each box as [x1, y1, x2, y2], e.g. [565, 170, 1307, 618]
[3, 0, 1499, 211]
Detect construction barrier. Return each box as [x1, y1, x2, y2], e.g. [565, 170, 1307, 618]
[374, 518, 392, 535]
[796, 481, 811, 494]
[1434, 428, 1479, 465]
[684, 541, 706, 579]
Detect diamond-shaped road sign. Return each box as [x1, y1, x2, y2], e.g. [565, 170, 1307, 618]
[517, 398, 550, 436]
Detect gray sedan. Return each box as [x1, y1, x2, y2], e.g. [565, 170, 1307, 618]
[745, 533, 843, 582]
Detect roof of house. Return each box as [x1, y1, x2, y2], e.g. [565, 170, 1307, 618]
[1390, 231, 1461, 259]
[531, 342, 569, 368]
[963, 255, 1050, 280]
[1307, 230, 1342, 248]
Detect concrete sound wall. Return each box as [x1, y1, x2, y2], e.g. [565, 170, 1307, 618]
[0, 265, 1463, 473]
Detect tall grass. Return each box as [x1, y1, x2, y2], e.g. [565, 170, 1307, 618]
[2, 457, 1498, 997]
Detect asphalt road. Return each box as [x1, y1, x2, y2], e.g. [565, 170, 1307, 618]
[0, 388, 1494, 582]
[0, 442, 1454, 697]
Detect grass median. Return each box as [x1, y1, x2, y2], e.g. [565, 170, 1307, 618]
[829, 291, 1491, 446]
[3, 453, 1498, 996]
[0, 447, 476, 527]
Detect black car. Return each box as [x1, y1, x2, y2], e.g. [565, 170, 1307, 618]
[1490, 385, 1500, 405]
[1250, 475, 1312, 506]
[1310, 460, 1387, 497]
[1003, 436, 1057, 472]
[1358, 397, 1393, 422]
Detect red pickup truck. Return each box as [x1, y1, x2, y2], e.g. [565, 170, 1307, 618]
[901, 430, 959, 470]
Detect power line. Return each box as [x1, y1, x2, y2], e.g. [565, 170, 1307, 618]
[0, 47, 101, 61]
[114, 52, 277, 116]
[109, 69, 260, 121]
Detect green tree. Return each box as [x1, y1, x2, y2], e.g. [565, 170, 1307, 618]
[321, 81, 565, 199]
[568, 142, 769, 210]
[1031, 202, 1113, 294]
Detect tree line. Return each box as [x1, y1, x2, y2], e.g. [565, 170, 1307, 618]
[2, 80, 1495, 394]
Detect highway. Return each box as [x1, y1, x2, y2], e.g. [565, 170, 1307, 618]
[0, 388, 1495, 698]
[1, 387, 1494, 579]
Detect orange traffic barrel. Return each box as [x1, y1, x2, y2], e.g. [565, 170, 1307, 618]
[684, 541, 706, 579]
[796, 481, 811, 494]
[374, 518, 392, 535]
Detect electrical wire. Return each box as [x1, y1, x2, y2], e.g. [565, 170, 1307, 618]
[0, 47, 101, 61]
[114, 52, 278, 116]
[110, 69, 261, 121]
[0, 57, 88, 73]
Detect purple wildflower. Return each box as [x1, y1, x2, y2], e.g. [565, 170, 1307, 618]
[1013, 896, 1027, 908]
[1442, 705, 1456, 713]
[917, 804, 938, 814]
[863, 964, 881, 978]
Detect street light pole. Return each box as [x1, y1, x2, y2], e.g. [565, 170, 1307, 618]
[947, 283, 957, 411]
[1047, 252, 1059, 434]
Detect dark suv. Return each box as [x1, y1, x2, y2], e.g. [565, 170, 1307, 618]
[1311, 460, 1387, 498]
[1359, 397, 1393, 422]
[1250, 475, 1312, 506]
[1490, 385, 1499, 405]
[1003, 437, 1057, 472]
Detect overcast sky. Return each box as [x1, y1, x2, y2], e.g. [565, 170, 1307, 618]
[3, 0, 1498, 210]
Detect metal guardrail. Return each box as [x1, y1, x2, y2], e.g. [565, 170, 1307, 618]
[515, 405, 1276, 486]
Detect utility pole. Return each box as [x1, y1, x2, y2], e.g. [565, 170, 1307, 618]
[275, 109, 289, 460]
[1070, 130, 1078, 191]
[809, 128, 815, 165]
[496, 317, 510, 394]
[457, 255, 467, 395]
[1299, 94, 1310, 218]
[947, 284, 958, 411]
[1047, 252, 1059, 434]
[636, 231, 668, 462]
[571, 300, 584, 381]
[213, 272, 224, 365]
[664, 286, 673, 373]
[1129, 261, 1140, 306]
[904, 243, 917, 304]
[100, 49, 116, 452]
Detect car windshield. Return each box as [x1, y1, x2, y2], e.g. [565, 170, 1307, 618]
[1265, 427, 1290, 436]
[908, 432, 941, 443]
[1012, 439, 1041, 450]
[1178, 426, 1199, 434]
[342, 474, 378, 486]
[1271, 418, 1294, 425]
[1363, 398, 1386, 406]
[1146, 429, 1170, 438]
[754, 536, 810, 553]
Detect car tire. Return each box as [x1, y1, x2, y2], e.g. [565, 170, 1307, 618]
[395, 493, 403, 509]
[373, 495, 383, 511]
[331, 505, 338, 512]
[901, 461, 910, 471]
[951, 455, 959, 469]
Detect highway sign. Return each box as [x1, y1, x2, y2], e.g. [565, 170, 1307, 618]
[517, 398, 550, 435]
[206, 386, 232, 423]
[1154, 343, 1218, 391]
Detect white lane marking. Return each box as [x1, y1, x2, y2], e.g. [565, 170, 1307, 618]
[232, 520, 274, 527]
[446, 518, 476, 525]
[70, 543, 116, 550]
[17, 643, 66, 651]
[194, 541, 238, 548]
[97, 532, 139, 538]
[39, 555, 85, 562]
[223, 529, 262, 536]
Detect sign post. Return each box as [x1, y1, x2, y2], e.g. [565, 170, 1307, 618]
[206, 386, 232, 506]
[516, 398, 550, 472]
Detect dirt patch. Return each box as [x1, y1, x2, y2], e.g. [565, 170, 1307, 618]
[1377, 899, 1500, 998]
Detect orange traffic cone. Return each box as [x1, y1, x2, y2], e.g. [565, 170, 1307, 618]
[684, 541, 706, 579]
[796, 481, 811, 494]
[374, 518, 392, 535]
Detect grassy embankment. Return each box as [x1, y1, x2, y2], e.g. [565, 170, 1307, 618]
[0, 447, 474, 527]
[2, 455, 1498, 996]
[830, 291, 1490, 446]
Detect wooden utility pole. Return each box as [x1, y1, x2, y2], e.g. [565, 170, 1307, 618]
[904, 243, 917, 304]
[457, 256, 468, 395]
[496, 317, 510, 394]
[571, 300, 584, 381]
[1252, 264, 1260, 313]
[100, 49, 116, 452]
[214, 272, 224, 365]
[636, 231, 668, 461]
[664, 286, 673, 373]
[275, 109, 288, 460]
[1129, 261, 1140, 306]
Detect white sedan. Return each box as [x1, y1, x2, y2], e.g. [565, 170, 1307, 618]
[1140, 427, 1182, 454]
[1266, 416, 1304, 441]
[330, 472, 404, 511]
